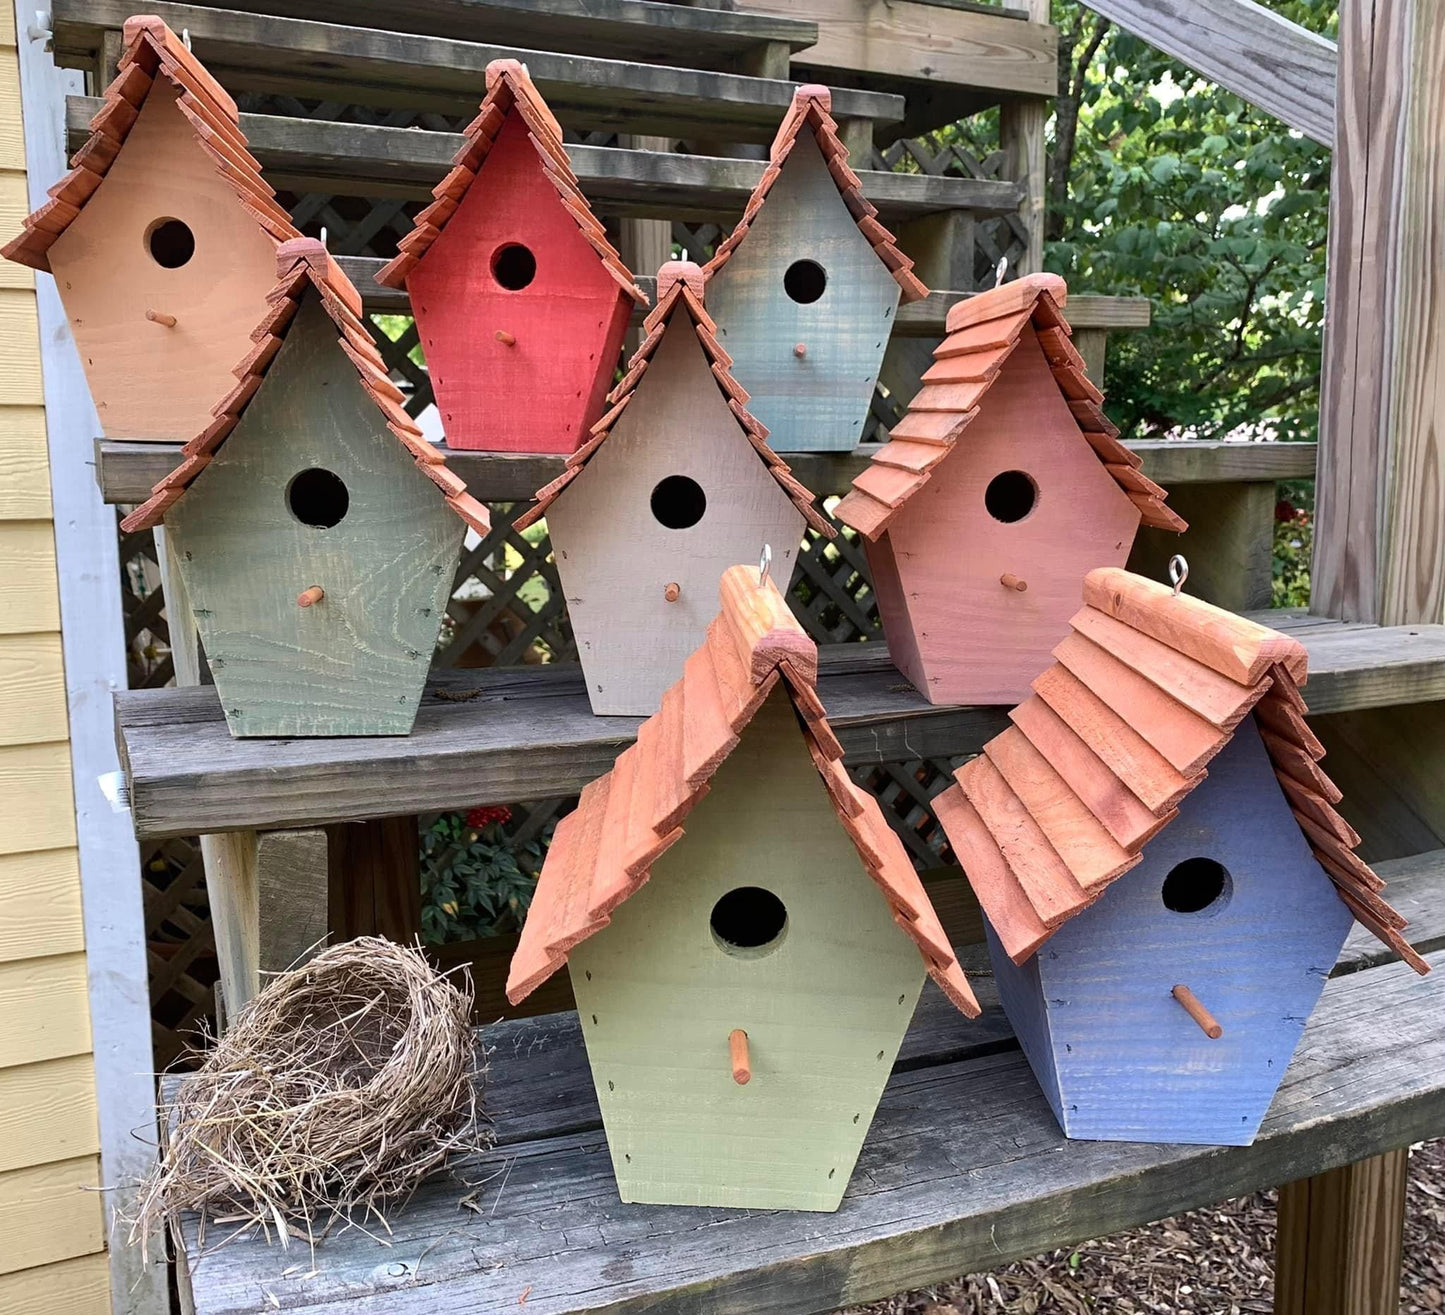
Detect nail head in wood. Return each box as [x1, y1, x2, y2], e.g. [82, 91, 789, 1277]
[1172, 983, 1222, 1039]
[297, 585, 325, 608]
[663, 582, 680, 603]
[1000, 573, 1028, 592]
[494, 330, 516, 346]
[729, 1028, 751, 1085]
[146, 309, 177, 327]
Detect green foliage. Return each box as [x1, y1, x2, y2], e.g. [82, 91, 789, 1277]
[419, 807, 545, 945]
[1044, 1, 1336, 444]
[1272, 482, 1314, 607]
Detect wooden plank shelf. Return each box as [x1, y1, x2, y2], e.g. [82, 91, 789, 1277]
[113, 616, 1445, 840]
[53, 1, 899, 142]
[169, 941, 1445, 1315]
[94, 438, 1317, 506]
[90, 0, 823, 71]
[65, 95, 1023, 216]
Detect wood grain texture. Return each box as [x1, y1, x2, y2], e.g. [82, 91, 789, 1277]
[167, 293, 463, 736]
[1127, 480, 1272, 612]
[0, 1250, 110, 1314]
[878, 329, 1140, 704]
[408, 112, 631, 453]
[0, 520, 59, 635]
[0, 292, 43, 405]
[0, 952, 91, 1068]
[1079, 0, 1336, 145]
[0, 1155, 102, 1275]
[256, 828, 328, 977]
[571, 690, 925, 1210]
[0, 632, 66, 745]
[990, 721, 1353, 1145]
[0, 406, 51, 518]
[326, 816, 420, 944]
[1313, 0, 1445, 624]
[548, 312, 805, 715]
[1275, 1148, 1408, 1315]
[0, 1054, 98, 1173]
[0, 848, 84, 964]
[0, 742, 76, 856]
[172, 946, 1445, 1315]
[46, 80, 279, 441]
[706, 131, 902, 452]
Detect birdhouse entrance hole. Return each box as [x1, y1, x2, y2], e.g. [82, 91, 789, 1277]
[984, 470, 1038, 523]
[491, 243, 537, 290]
[710, 886, 788, 957]
[145, 218, 196, 269]
[783, 259, 827, 305]
[286, 468, 350, 528]
[1162, 857, 1231, 914]
[650, 475, 707, 529]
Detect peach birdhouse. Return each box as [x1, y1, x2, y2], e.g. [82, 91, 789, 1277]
[2, 16, 299, 440]
[376, 60, 647, 453]
[835, 274, 1187, 705]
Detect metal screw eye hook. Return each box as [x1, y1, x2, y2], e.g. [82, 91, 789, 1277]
[758, 543, 772, 589]
[319, 226, 328, 249]
[181, 27, 191, 51]
[994, 256, 1008, 289]
[1169, 554, 1189, 598]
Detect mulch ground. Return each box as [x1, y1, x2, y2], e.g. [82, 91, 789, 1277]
[846, 1139, 1445, 1314]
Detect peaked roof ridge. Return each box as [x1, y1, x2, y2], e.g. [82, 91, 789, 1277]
[120, 237, 490, 536]
[375, 58, 646, 306]
[513, 260, 834, 538]
[2, 15, 299, 273]
[934, 566, 1427, 975]
[506, 565, 980, 1014]
[834, 274, 1187, 540]
[702, 84, 928, 305]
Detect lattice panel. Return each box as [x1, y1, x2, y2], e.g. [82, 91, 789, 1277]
[849, 756, 972, 869]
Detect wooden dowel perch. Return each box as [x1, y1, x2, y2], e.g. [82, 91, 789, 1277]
[494, 330, 515, 346]
[146, 309, 177, 327]
[1172, 984, 1222, 1039]
[297, 586, 325, 608]
[729, 1028, 751, 1085]
[1000, 573, 1028, 592]
[663, 582, 680, 603]
[793, 343, 807, 358]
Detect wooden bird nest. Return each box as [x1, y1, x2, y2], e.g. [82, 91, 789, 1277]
[132, 937, 484, 1256]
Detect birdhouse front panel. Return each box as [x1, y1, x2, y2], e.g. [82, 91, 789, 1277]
[164, 292, 464, 736]
[542, 297, 809, 715]
[875, 329, 1141, 703]
[705, 131, 902, 452]
[989, 719, 1353, 1146]
[42, 79, 282, 440]
[569, 688, 927, 1210]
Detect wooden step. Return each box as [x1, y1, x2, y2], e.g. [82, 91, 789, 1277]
[94, 437, 1318, 506]
[113, 619, 1445, 839]
[54, 1, 896, 142]
[168, 942, 1445, 1315]
[105, 0, 821, 70]
[66, 94, 1018, 216]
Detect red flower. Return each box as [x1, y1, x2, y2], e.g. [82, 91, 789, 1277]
[465, 805, 513, 829]
[1275, 498, 1296, 523]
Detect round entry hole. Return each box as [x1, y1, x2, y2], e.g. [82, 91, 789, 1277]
[784, 259, 827, 304]
[146, 218, 195, 268]
[650, 474, 706, 529]
[1162, 857, 1231, 914]
[710, 887, 787, 955]
[984, 469, 1038, 523]
[491, 243, 537, 290]
[287, 467, 350, 528]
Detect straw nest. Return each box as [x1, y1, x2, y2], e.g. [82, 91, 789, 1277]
[131, 937, 484, 1256]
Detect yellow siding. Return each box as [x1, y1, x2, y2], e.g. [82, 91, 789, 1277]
[0, 14, 106, 1305]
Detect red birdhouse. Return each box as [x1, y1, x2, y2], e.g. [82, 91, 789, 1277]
[377, 60, 647, 453]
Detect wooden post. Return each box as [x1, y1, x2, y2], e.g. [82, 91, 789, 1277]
[1275, 1148, 1409, 1315]
[1127, 481, 1274, 611]
[1312, 0, 1445, 624]
[256, 829, 329, 976]
[1000, 1, 1049, 273]
[326, 815, 422, 944]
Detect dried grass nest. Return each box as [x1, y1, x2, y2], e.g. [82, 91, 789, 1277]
[132, 937, 485, 1256]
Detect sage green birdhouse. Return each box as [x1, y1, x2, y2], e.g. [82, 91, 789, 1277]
[507, 567, 978, 1211]
[123, 239, 490, 737]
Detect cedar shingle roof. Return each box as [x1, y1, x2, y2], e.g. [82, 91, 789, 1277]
[2, 15, 299, 272]
[702, 85, 927, 305]
[834, 274, 1185, 540]
[513, 261, 833, 536]
[375, 59, 645, 305]
[932, 567, 1427, 975]
[507, 565, 978, 1014]
[120, 239, 490, 536]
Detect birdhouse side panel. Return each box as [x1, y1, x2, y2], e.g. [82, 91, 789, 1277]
[862, 530, 926, 690]
[568, 689, 926, 1211]
[406, 113, 631, 453]
[1002, 718, 1354, 1146]
[707, 131, 901, 453]
[45, 81, 279, 441]
[887, 330, 1141, 705]
[546, 318, 805, 716]
[166, 295, 462, 736]
[982, 920, 1066, 1124]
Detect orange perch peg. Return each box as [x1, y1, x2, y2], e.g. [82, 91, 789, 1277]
[146, 309, 177, 327]
[793, 342, 807, 358]
[729, 1028, 751, 1084]
[297, 586, 325, 608]
[494, 329, 516, 346]
[1172, 984, 1222, 1038]
[1000, 573, 1028, 592]
[663, 582, 681, 603]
